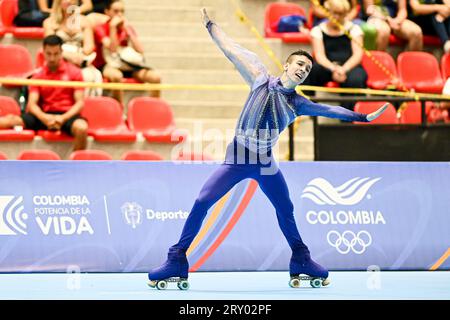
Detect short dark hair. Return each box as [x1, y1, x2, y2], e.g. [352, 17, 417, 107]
[106, 0, 122, 10]
[43, 35, 63, 47]
[286, 50, 314, 64]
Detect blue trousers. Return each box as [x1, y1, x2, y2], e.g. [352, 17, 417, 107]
[172, 142, 309, 255]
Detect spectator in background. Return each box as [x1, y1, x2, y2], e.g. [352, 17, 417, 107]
[44, 0, 103, 96]
[14, 0, 50, 27]
[302, 0, 367, 111]
[309, 0, 377, 49]
[363, 0, 423, 50]
[93, 0, 161, 103]
[408, 0, 450, 52]
[40, 0, 93, 14]
[0, 35, 88, 151]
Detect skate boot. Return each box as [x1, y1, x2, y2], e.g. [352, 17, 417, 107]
[147, 248, 190, 290]
[289, 250, 330, 288]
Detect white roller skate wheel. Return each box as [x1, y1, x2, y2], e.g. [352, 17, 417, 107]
[322, 278, 331, 286]
[289, 278, 300, 288]
[156, 280, 168, 290]
[147, 280, 157, 288]
[177, 280, 190, 290]
[310, 278, 322, 288]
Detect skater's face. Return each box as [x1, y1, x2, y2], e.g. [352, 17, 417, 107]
[284, 55, 312, 84]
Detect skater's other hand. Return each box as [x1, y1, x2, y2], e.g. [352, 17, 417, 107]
[201, 8, 211, 26]
[366, 103, 389, 122]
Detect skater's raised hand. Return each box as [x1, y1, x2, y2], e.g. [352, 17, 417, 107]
[366, 103, 389, 122]
[201, 7, 211, 26]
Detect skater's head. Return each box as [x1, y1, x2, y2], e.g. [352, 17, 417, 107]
[282, 50, 313, 86]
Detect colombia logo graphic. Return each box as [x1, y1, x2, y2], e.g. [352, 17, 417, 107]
[301, 177, 381, 206]
[0, 196, 27, 235]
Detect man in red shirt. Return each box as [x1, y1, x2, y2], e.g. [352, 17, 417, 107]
[93, 0, 161, 103]
[0, 35, 88, 151]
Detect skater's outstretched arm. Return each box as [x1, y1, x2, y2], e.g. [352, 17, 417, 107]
[201, 8, 268, 87]
[294, 95, 389, 122]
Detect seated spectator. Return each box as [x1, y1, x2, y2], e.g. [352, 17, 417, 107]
[93, 0, 161, 103]
[309, 0, 377, 49]
[0, 35, 88, 151]
[302, 0, 367, 111]
[363, 0, 423, 50]
[44, 0, 103, 96]
[14, 0, 50, 27]
[408, 0, 450, 52]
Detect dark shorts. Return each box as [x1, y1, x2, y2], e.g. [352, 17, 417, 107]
[21, 112, 84, 136]
[99, 64, 151, 79]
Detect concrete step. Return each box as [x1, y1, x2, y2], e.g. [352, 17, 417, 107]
[161, 88, 249, 103]
[145, 52, 280, 71]
[132, 21, 250, 38]
[175, 117, 314, 138]
[124, 0, 228, 7]
[140, 37, 280, 55]
[159, 69, 247, 84]
[170, 100, 243, 118]
[125, 5, 219, 23]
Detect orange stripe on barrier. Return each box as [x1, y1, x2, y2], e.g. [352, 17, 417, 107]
[430, 248, 450, 271]
[186, 191, 231, 256]
[189, 180, 258, 272]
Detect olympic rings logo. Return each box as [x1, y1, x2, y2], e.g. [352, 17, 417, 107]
[327, 230, 372, 254]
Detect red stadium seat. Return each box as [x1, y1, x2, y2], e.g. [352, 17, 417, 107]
[362, 51, 398, 90]
[354, 101, 398, 124]
[0, 44, 34, 78]
[399, 101, 433, 124]
[0, 0, 44, 39]
[397, 51, 444, 93]
[175, 151, 214, 161]
[121, 150, 164, 161]
[127, 97, 186, 143]
[35, 48, 44, 68]
[37, 130, 73, 142]
[441, 53, 450, 80]
[0, 96, 35, 141]
[264, 2, 310, 43]
[69, 149, 113, 160]
[0, 151, 7, 160]
[17, 149, 61, 160]
[81, 96, 136, 142]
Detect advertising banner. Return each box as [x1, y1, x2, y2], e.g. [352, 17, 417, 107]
[0, 161, 448, 272]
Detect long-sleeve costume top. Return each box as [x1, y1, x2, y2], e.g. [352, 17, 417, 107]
[206, 21, 368, 163]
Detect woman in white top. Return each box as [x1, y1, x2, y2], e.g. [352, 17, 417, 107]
[44, 0, 102, 96]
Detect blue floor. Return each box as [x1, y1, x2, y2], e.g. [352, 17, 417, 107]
[0, 271, 448, 300]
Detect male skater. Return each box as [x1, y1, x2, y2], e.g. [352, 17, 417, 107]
[148, 8, 387, 288]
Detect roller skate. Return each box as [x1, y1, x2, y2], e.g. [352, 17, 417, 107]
[147, 248, 190, 290]
[289, 251, 330, 288]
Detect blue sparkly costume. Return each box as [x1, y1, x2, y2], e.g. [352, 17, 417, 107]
[148, 21, 369, 282]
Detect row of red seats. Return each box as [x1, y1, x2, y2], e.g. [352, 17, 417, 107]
[353, 101, 449, 124]
[0, 0, 44, 39]
[2, 43, 449, 95]
[362, 51, 448, 93]
[0, 95, 187, 143]
[264, 2, 441, 46]
[0, 149, 215, 161]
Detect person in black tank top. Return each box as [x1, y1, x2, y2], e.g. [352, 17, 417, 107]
[302, 0, 368, 111]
